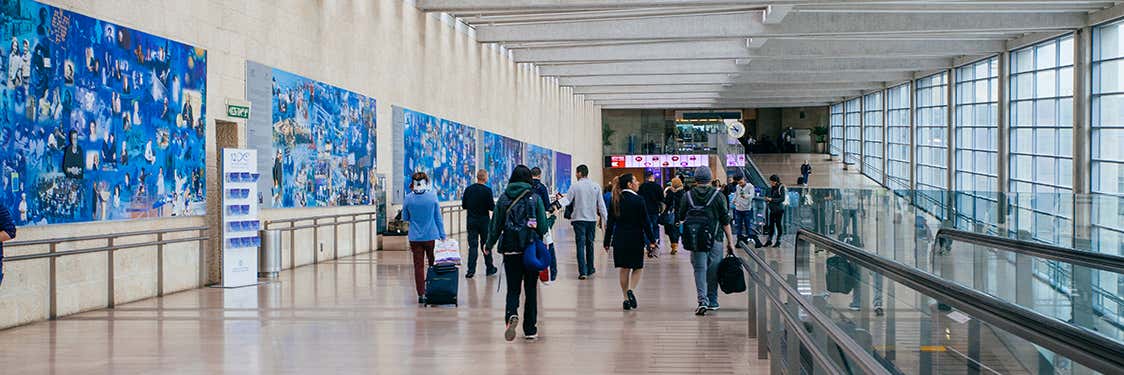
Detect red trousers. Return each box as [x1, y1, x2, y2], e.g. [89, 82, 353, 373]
[409, 241, 435, 296]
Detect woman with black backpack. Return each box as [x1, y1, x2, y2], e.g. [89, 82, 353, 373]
[485, 165, 549, 341]
[604, 173, 657, 311]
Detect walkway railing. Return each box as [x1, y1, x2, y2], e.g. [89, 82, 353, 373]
[440, 206, 468, 236]
[794, 228, 1124, 374]
[3, 226, 209, 320]
[933, 227, 1124, 275]
[737, 241, 892, 375]
[263, 212, 377, 265]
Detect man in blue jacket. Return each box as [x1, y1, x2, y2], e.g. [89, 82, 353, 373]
[0, 206, 16, 286]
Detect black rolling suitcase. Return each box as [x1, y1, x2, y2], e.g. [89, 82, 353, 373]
[425, 263, 459, 306]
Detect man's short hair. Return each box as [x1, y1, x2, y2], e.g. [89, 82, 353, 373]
[643, 170, 654, 179]
[476, 169, 488, 181]
[531, 167, 542, 177]
[576, 164, 589, 177]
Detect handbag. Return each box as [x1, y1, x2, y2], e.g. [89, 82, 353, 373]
[659, 211, 675, 226]
[523, 239, 552, 271]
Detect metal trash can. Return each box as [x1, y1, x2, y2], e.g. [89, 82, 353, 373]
[259, 229, 282, 278]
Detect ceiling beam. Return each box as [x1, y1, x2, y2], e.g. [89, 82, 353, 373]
[570, 82, 882, 94]
[602, 103, 828, 109]
[475, 11, 1085, 43]
[559, 71, 911, 86]
[539, 57, 951, 77]
[585, 90, 859, 100]
[763, 5, 793, 24]
[419, 0, 1115, 13]
[572, 84, 728, 94]
[512, 39, 1006, 63]
[539, 60, 741, 76]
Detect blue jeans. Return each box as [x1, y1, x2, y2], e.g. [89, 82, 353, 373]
[572, 221, 597, 276]
[690, 238, 724, 306]
[733, 209, 755, 239]
[646, 214, 660, 244]
[548, 244, 558, 281]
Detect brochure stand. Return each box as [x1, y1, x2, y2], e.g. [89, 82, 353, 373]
[220, 148, 260, 288]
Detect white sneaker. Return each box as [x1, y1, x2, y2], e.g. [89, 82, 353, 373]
[524, 334, 538, 341]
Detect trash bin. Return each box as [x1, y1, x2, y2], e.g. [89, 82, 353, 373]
[259, 229, 282, 278]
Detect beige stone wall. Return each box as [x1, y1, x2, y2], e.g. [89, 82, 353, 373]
[0, 0, 601, 329]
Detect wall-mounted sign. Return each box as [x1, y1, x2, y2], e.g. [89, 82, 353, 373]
[226, 99, 252, 119]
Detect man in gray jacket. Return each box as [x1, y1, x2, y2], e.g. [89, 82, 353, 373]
[561, 164, 608, 280]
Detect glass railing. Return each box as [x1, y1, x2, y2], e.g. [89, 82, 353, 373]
[781, 230, 1124, 374]
[762, 188, 1124, 347]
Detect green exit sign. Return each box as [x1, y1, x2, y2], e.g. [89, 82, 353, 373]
[226, 104, 250, 119]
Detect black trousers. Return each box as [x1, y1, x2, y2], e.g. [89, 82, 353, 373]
[766, 208, 785, 239]
[466, 217, 495, 275]
[503, 254, 538, 336]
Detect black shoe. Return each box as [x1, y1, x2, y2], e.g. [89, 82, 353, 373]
[875, 307, 885, 317]
[465, 273, 475, 279]
[486, 268, 498, 276]
[695, 304, 708, 316]
[773, 242, 782, 248]
[623, 301, 632, 310]
[627, 290, 638, 309]
[578, 275, 588, 280]
[418, 296, 426, 304]
[762, 241, 773, 248]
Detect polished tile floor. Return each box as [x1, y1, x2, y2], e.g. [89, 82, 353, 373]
[750, 153, 882, 189]
[0, 226, 765, 374]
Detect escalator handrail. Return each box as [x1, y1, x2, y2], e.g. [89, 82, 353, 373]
[738, 243, 894, 375]
[795, 228, 1124, 375]
[933, 227, 1124, 275]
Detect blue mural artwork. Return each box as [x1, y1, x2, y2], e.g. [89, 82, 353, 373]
[401, 107, 476, 201]
[269, 67, 376, 208]
[0, 0, 207, 225]
[525, 143, 553, 189]
[481, 131, 523, 193]
[555, 152, 572, 194]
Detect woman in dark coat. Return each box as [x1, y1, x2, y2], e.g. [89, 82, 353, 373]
[604, 173, 656, 311]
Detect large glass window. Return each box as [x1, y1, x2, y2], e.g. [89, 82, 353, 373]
[954, 57, 1000, 231]
[886, 83, 911, 192]
[830, 103, 844, 156]
[915, 72, 950, 218]
[1009, 35, 1074, 247]
[1091, 19, 1124, 328]
[863, 92, 884, 183]
[844, 98, 862, 165]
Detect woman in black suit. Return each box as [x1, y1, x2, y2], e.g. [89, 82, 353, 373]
[604, 173, 657, 311]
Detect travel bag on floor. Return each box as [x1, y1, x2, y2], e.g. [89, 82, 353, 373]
[717, 254, 747, 294]
[425, 263, 459, 306]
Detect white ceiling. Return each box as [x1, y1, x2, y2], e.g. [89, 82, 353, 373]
[414, 0, 1122, 109]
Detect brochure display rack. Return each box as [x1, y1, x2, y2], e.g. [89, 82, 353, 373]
[221, 148, 260, 288]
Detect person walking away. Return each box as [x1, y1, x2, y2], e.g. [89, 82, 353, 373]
[0, 206, 16, 286]
[402, 172, 446, 304]
[676, 166, 735, 316]
[800, 159, 812, 185]
[461, 169, 497, 278]
[602, 183, 613, 217]
[637, 170, 664, 258]
[662, 178, 685, 255]
[762, 175, 787, 248]
[560, 165, 608, 280]
[840, 189, 860, 240]
[486, 165, 549, 341]
[731, 175, 763, 248]
[530, 167, 558, 283]
[604, 174, 657, 311]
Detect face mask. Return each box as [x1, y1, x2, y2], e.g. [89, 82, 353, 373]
[412, 180, 429, 193]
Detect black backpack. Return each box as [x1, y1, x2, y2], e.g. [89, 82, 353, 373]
[717, 255, 747, 294]
[825, 255, 859, 294]
[681, 189, 719, 252]
[499, 191, 538, 254]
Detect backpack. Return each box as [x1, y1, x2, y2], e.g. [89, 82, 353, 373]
[825, 255, 859, 294]
[717, 255, 747, 294]
[681, 189, 719, 252]
[499, 191, 538, 254]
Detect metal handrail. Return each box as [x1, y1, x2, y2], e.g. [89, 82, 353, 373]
[263, 212, 378, 265]
[2, 225, 209, 320]
[738, 243, 892, 375]
[795, 228, 1124, 374]
[933, 227, 1124, 275]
